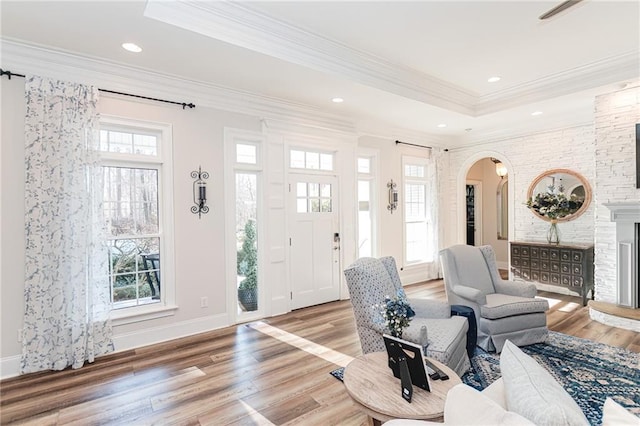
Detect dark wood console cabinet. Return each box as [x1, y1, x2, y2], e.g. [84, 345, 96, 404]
[510, 241, 594, 306]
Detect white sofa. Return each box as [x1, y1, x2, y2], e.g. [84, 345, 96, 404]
[385, 341, 638, 426]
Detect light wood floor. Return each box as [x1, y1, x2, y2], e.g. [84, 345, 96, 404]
[2, 280, 639, 425]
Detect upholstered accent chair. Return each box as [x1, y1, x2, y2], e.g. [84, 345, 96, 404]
[344, 256, 471, 377]
[439, 245, 549, 352]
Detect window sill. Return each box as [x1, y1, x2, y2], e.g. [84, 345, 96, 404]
[110, 304, 179, 326]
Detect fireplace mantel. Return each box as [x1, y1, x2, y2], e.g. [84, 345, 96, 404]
[603, 202, 640, 222]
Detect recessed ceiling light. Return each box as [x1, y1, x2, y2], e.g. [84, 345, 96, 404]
[488, 76, 501, 83]
[122, 42, 142, 53]
[331, 97, 344, 103]
[437, 123, 447, 128]
[531, 111, 543, 116]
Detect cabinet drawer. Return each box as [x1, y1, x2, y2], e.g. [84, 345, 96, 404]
[560, 249, 572, 262]
[539, 248, 550, 260]
[571, 251, 584, 262]
[550, 273, 560, 284]
[531, 270, 540, 281]
[512, 257, 522, 267]
[521, 269, 531, 280]
[572, 277, 584, 287]
[561, 275, 572, 286]
[540, 260, 550, 271]
[521, 246, 530, 257]
[530, 247, 539, 258]
[511, 246, 521, 257]
[550, 262, 560, 273]
[540, 271, 550, 283]
[561, 263, 571, 274]
[531, 259, 540, 270]
[572, 263, 583, 275]
[550, 249, 560, 260]
[522, 259, 530, 268]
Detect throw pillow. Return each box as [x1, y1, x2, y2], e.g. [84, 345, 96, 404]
[444, 384, 535, 425]
[500, 340, 589, 426]
[602, 398, 639, 426]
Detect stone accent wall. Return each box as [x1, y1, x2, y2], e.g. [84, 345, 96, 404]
[594, 83, 640, 303]
[445, 124, 596, 249]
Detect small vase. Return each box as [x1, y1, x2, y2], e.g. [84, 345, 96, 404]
[547, 220, 560, 245]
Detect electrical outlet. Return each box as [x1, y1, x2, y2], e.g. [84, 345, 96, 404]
[200, 297, 208, 308]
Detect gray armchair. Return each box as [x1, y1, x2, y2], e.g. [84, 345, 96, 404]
[439, 245, 549, 353]
[344, 256, 470, 377]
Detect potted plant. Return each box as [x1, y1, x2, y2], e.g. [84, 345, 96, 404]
[237, 220, 258, 311]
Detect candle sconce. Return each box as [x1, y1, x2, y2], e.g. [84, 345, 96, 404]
[387, 179, 398, 213]
[191, 166, 209, 218]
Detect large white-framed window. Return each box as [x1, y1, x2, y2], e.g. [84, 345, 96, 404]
[402, 155, 432, 265]
[357, 152, 378, 257]
[99, 116, 175, 321]
[224, 128, 265, 322]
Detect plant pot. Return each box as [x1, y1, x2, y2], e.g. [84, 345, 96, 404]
[238, 287, 258, 312]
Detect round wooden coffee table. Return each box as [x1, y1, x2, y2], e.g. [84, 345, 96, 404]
[343, 352, 461, 425]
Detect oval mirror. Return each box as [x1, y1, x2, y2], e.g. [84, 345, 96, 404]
[526, 169, 592, 222]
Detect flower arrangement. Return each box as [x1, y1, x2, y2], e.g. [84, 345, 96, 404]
[380, 293, 415, 338]
[526, 187, 583, 220]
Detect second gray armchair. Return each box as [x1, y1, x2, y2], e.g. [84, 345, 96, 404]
[439, 244, 549, 353]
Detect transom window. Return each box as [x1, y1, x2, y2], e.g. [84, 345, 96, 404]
[236, 143, 258, 165]
[100, 129, 158, 156]
[290, 149, 334, 171]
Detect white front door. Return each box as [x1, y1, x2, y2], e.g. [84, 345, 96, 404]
[289, 175, 340, 309]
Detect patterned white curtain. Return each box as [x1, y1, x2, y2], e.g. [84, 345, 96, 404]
[425, 151, 440, 279]
[21, 76, 113, 373]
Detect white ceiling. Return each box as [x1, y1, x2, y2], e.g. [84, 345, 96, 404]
[1, 1, 639, 148]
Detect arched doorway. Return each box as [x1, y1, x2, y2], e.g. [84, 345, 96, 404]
[457, 154, 513, 270]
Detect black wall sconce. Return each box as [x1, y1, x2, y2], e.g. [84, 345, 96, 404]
[387, 179, 398, 213]
[191, 166, 209, 218]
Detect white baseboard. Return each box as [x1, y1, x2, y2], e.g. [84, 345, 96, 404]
[1, 313, 230, 380]
[1, 355, 21, 380]
[113, 313, 229, 351]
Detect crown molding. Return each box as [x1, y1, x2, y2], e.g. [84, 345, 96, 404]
[0, 38, 358, 133]
[451, 117, 594, 151]
[1, 38, 446, 143]
[476, 51, 639, 115]
[143, 0, 477, 116]
[144, 1, 637, 120]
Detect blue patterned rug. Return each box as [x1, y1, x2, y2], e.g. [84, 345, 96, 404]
[331, 332, 639, 425]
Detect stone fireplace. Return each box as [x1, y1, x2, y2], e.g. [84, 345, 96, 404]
[603, 202, 640, 309]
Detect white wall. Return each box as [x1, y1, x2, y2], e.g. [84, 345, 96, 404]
[594, 82, 640, 304]
[1, 78, 27, 365]
[0, 81, 264, 372]
[358, 135, 442, 283]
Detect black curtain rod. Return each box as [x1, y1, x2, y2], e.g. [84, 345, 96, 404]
[396, 140, 431, 149]
[395, 140, 449, 152]
[0, 68, 195, 110]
